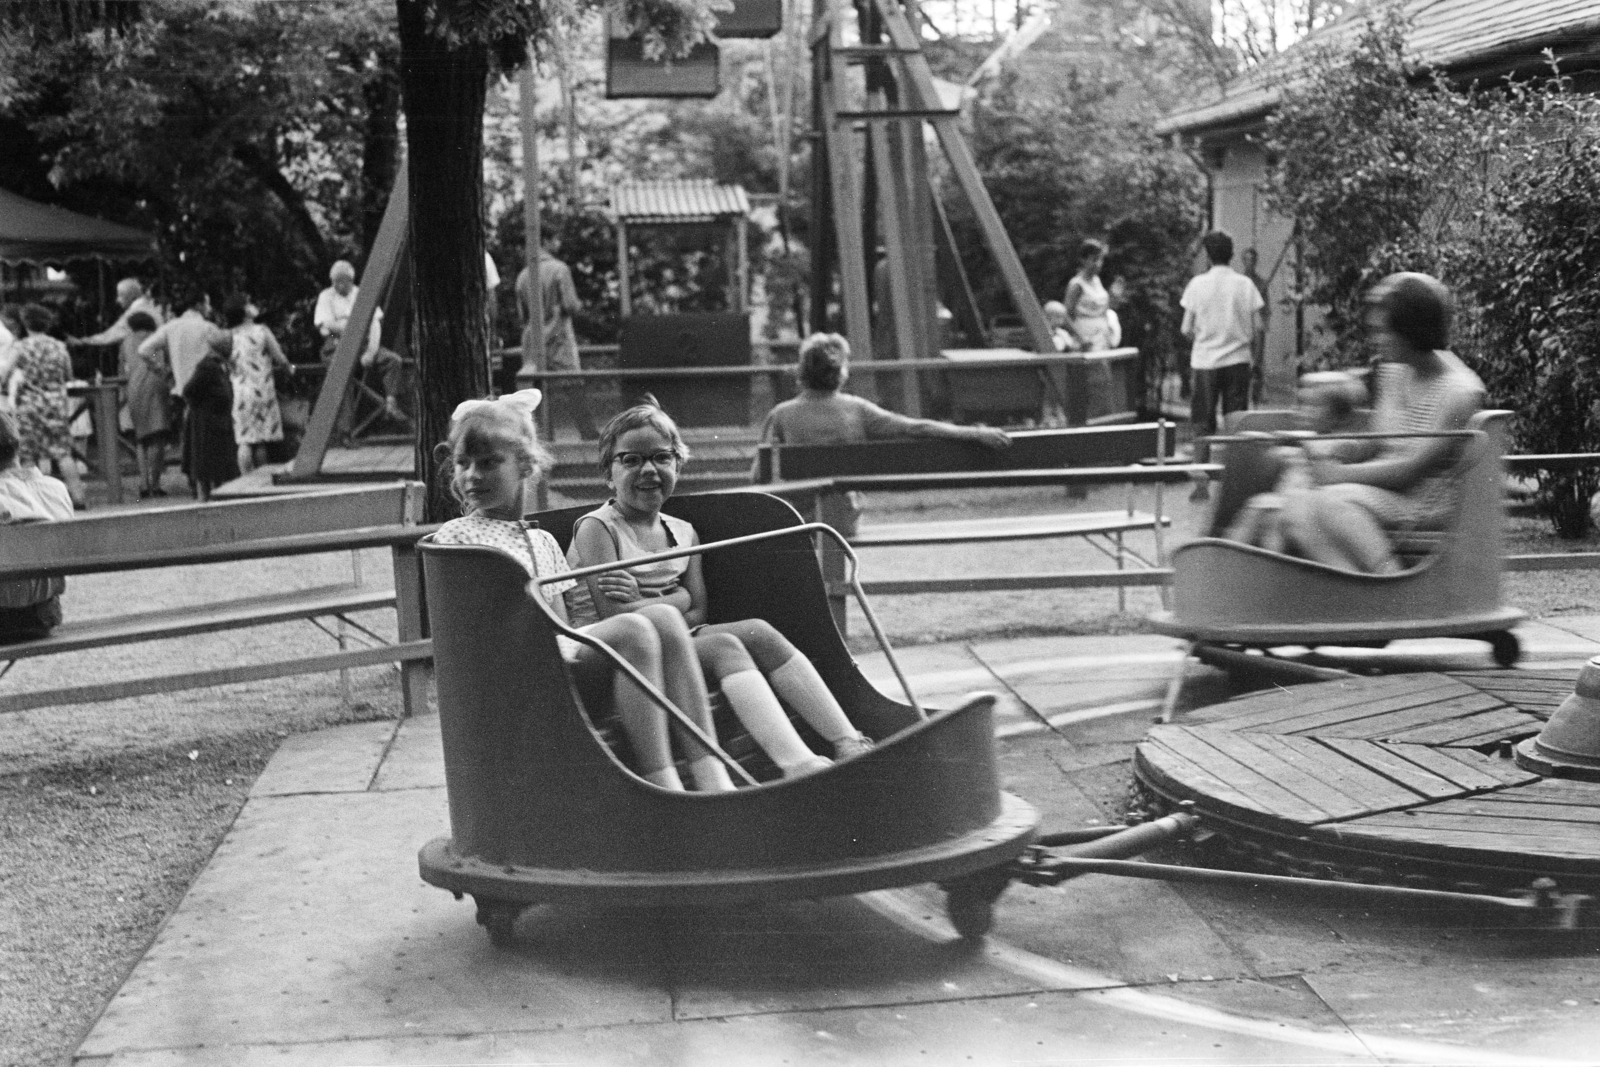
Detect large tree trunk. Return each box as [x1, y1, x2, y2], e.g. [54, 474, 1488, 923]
[396, 0, 490, 521]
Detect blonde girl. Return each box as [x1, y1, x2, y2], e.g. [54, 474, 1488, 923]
[568, 400, 873, 778]
[431, 390, 736, 792]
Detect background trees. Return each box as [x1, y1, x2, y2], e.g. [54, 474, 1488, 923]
[1257, 6, 1600, 535]
[0, 1, 399, 347]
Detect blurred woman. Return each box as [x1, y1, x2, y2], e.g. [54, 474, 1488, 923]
[1272, 273, 1484, 573]
[9, 303, 85, 509]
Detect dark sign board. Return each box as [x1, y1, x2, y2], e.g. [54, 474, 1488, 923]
[715, 0, 782, 38]
[606, 38, 721, 99]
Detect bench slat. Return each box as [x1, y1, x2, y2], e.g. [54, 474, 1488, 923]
[0, 523, 440, 582]
[851, 510, 1166, 547]
[0, 639, 432, 715]
[0, 584, 396, 661]
[843, 569, 1175, 595]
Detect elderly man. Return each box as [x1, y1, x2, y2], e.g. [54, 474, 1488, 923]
[314, 259, 403, 431]
[74, 278, 165, 349]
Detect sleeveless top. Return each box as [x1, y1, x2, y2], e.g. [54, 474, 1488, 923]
[565, 502, 698, 626]
[1067, 275, 1112, 351]
[1344, 353, 1485, 529]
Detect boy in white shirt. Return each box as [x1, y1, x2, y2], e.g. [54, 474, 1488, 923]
[1180, 231, 1265, 460]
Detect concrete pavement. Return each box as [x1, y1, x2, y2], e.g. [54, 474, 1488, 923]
[73, 620, 1600, 1066]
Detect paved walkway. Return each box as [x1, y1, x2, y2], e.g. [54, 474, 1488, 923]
[74, 621, 1600, 1066]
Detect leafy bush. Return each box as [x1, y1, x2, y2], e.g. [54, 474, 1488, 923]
[1259, 5, 1600, 536]
[1452, 87, 1600, 537]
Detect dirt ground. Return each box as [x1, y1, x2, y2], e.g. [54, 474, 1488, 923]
[3, 484, 1597, 1067]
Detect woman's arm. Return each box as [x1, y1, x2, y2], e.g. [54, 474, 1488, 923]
[861, 400, 1011, 449]
[1062, 278, 1088, 347]
[263, 328, 291, 371]
[1313, 388, 1483, 490]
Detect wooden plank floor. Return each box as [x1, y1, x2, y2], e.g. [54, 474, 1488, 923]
[1135, 670, 1600, 887]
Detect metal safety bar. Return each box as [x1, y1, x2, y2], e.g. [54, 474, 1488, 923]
[1201, 429, 1478, 444]
[540, 521, 925, 721]
[524, 522, 925, 786]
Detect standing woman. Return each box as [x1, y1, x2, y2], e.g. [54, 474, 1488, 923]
[1063, 239, 1116, 421]
[118, 311, 170, 498]
[1062, 239, 1112, 351]
[181, 332, 239, 501]
[222, 294, 294, 474]
[9, 304, 85, 509]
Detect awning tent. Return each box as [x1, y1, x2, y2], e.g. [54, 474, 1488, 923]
[0, 186, 158, 264]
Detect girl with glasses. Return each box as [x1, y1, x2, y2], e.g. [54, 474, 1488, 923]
[568, 399, 874, 779]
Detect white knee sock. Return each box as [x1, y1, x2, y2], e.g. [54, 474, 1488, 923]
[689, 754, 736, 792]
[720, 669, 827, 774]
[768, 655, 861, 743]
[645, 765, 685, 791]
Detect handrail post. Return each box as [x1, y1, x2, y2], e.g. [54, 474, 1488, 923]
[817, 485, 853, 635]
[392, 483, 430, 717]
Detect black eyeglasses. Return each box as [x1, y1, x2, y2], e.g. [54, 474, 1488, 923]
[613, 450, 680, 470]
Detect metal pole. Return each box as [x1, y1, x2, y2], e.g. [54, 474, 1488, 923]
[519, 46, 550, 512]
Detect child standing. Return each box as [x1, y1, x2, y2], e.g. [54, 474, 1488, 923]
[568, 400, 874, 778]
[430, 390, 736, 792]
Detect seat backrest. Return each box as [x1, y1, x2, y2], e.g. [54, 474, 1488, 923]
[755, 422, 1172, 482]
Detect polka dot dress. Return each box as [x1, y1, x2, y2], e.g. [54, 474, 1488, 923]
[433, 515, 577, 605]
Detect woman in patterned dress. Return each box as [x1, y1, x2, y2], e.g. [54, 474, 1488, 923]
[222, 294, 293, 474]
[1276, 273, 1484, 573]
[9, 304, 85, 509]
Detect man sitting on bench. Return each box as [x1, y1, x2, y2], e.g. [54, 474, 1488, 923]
[315, 260, 404, 437]
[758, 332, 1011, 535]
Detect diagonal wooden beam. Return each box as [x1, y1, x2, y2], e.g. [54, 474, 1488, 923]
[287, 167, 411, 481]
[870, 0, 1054, 356]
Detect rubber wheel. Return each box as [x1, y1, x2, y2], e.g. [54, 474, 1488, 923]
[474, 897, 522, 947]
[1489, 631, 1521, 669]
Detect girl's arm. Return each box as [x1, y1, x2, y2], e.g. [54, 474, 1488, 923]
[1311, 389, 1483, 490]
[570, 516, 694, 620]
[681, 531, 708, 629]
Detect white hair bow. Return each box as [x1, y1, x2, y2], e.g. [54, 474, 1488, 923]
[450, 388, 543, 426]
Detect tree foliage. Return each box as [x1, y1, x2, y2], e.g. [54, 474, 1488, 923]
[1452, 87, 1600, 537]
[0, 0, 400, 351]
[948, 65, 1205, 387]
[1259, 4, 1600, 536]
[1261, 5, 1487, 365]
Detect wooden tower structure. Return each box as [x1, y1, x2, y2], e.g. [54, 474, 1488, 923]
[809, 0, 1054, 414]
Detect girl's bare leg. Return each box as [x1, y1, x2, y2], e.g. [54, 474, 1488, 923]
[635, 603, 735, 790]
[580, 614, 676, 782]
[237, 443, 255, 475]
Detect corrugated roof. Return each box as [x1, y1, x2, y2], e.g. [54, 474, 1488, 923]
[1157, 0, 1600, 137]
[611, 180, 751, 223]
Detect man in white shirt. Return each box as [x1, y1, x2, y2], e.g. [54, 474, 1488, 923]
[314, 259, 402, 432]
[1181, 230, 1265, 459]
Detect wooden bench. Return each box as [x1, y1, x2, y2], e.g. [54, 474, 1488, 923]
[753, 423, 1213, 627]
[0, 483, 434, 716]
